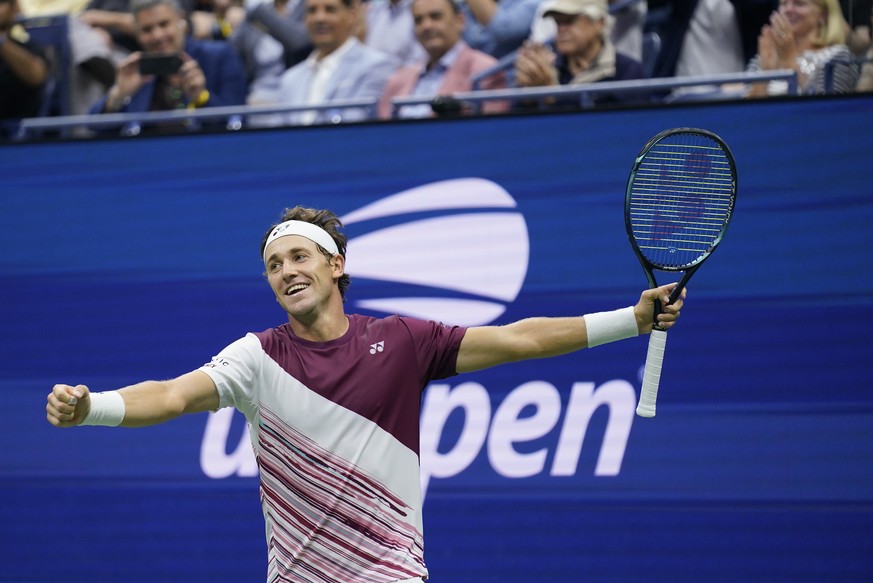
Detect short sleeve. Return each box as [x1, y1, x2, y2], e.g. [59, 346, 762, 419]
[397, 317, 467, 382]
[198, 333, 263, 421]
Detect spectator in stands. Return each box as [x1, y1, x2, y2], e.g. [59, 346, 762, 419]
[651, 0, 776, 81]
[79, 0, 139, 53]
[271, 0, 398, 125]
[530, 0, 647, 62]
[378, 0, 506, 118]
[229, 0, 312, 104]
[0, 0, 48, 127]
[80, 0, 197, 53]
[514, 0, 645, 106]
[19, 0, 118, 115]
[89, 0, 247, 115]
[746, 0, 859, 96]
[642, 0, 776, 101]
[361, 0, 426, 66]
[460, 0, 539, 58]
[840, 0, 871, 55]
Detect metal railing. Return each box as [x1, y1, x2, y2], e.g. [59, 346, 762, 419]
[11, 70, 800, 140]
[14, 98, 379, 140]
[391, 70, 799, 117]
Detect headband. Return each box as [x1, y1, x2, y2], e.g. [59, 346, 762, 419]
[263, 220, 339, 262]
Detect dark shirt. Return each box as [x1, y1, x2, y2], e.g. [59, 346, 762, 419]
[554, 50, 647, 104]
[89, 37, 248, 115]
[0, 36, 47, 120]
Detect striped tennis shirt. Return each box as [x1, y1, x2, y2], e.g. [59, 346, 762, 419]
[200, 314, 467, 582]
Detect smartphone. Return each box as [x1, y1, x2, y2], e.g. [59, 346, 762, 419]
[139, 53, 183, 76]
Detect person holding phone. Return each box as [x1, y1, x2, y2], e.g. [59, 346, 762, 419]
[90, 0, 247, 118]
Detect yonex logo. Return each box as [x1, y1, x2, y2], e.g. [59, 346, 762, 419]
[369, 341, 384, 354]
[340, 178, 529, 327]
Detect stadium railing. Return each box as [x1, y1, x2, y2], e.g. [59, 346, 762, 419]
[392, 69, 799, 118]
[13, 98, 379, 140]
[11, 70, 798, 141]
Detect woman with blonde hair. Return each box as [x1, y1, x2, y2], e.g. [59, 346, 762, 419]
[746, 0, 859, 96]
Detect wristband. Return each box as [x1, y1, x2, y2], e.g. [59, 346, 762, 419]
[583, 306, 639, 347]
[192, 89, 210, 108]
[81, 391, 126, 426]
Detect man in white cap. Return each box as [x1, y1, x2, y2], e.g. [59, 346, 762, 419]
[514, 0, 646, 105]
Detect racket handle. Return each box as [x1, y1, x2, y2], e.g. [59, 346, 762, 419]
[636, 328, 668, 418]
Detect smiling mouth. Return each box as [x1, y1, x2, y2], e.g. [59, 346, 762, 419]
[285, 284, 309, 296]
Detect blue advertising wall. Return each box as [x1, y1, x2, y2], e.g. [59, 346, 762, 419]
[2, 96, 872, 582]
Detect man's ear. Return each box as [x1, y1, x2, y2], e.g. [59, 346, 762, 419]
[330, 254, 345, 278]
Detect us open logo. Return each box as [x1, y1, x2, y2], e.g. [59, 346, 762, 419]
[341, 178, 530, 327]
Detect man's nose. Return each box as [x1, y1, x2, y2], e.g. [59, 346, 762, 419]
[281, 262, 296, 277]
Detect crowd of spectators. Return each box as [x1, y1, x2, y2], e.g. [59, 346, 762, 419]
[1, 0, 871, 136]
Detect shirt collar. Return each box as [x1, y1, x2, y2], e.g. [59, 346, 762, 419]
[307, 37, 358, 71]
[423, 40, 465, 75]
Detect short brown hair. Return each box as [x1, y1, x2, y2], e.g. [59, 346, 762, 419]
[260, 206, 351, 299]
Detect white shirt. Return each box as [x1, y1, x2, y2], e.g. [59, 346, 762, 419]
[676, 0, 744, 77]
[365, 0, 426, 66]
[300, 37, 357, 125]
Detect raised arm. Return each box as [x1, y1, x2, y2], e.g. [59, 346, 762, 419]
[46, 370, 220, 428]
[456, 283, 685, 373]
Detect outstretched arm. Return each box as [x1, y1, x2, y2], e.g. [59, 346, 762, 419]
[456, 283, 685, 373]
[46, 370, 220, 428]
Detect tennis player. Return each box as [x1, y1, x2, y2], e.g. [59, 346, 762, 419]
[46, 205, 685, 583]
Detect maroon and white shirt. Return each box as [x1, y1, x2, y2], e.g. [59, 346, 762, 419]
[199, 314, 467, 583]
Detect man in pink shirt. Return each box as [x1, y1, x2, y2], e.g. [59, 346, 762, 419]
[379, 0, 507, 118]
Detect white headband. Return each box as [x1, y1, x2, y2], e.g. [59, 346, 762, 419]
[263, 220, 339, 262]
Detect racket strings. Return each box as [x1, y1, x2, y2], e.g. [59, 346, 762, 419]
[628, 137, 735, 269]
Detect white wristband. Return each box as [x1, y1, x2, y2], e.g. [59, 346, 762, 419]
[584, 306, 639, 347]
[81, 391, 126, 426]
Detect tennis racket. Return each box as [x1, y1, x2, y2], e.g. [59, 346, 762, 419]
[626, 128, 737, 418]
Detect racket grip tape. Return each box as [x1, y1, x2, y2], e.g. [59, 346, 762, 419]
[636, 329, 668, 418]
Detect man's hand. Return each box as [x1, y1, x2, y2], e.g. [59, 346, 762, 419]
[177, 53, 207, 102]
[46, 384, 91, 427]
[105, 52, 147, 111]
[634, 284, 686, 335]
[515, 41, 558, 88]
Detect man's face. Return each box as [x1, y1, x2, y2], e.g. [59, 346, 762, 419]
[305, 0, 357, 56]
[135, 4, 186, 54]
[264, 235, 343, 321]
[552, 12, 603, 57]
[412, 0, 463, 61]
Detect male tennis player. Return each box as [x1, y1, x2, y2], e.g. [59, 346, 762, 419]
[46, 205, 685, 583]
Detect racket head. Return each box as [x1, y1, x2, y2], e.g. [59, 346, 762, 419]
[625, 128, 737, 275]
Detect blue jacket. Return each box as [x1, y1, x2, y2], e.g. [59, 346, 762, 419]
[90, 37, 247, 114]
